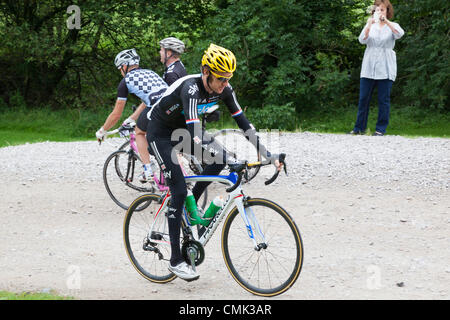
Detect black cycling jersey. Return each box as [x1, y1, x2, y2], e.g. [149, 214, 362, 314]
[163, 60, 188, 86]
[147, 73, 272, 160]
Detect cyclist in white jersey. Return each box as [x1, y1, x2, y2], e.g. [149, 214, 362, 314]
[96, 49, 168, 182]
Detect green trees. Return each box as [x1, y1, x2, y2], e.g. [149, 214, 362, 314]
[0, 0, 448, 125]
[198, 0, 361, 111]
[0, 0, 210, 109]
[395, 0, 450, 111]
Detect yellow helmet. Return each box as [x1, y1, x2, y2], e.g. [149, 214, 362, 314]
[201, 44, 236, 74]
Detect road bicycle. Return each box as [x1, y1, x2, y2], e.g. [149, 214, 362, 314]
[123, 154, 304, 297]
[102, 123, 207, 211]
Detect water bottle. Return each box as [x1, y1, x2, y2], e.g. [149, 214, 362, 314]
[200, 196, 224, 227]
[185, 190, 202, 225]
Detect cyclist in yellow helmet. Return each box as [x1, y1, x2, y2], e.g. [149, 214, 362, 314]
[139, 43, 283, 281]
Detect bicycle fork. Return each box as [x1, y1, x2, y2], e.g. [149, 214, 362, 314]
[234, 196, 267, 251]
[125, 151, 136, 183]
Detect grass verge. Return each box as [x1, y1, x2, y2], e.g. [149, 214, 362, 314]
[0, 104, 448, 148]
[0, 290, 73, 300]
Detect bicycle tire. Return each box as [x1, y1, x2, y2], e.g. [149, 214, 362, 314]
[118, 139, 131, 151]
[103, 150, 153, 211]
[221, 198, 303, 296]
[123, 194, 177, 283]
[212, 129, 261, 182]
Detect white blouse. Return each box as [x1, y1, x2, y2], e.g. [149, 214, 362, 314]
[358, 22, 404, 81]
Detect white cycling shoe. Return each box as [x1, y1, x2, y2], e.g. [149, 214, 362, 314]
[168, 261, 200, 282]
[138, 172, 150, 183]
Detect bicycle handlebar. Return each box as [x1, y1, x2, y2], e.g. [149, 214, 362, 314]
[225, 153, 287, 192]
[98, 123, 136, 145]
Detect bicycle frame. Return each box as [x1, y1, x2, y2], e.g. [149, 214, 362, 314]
[126, 130, 169, 192]
[104, 126, 205, 194]
[149, 172, 266, 250]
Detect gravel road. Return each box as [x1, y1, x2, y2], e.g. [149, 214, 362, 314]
[0, 132, 449, 300]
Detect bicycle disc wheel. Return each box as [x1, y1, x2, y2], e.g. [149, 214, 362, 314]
[103, 150, 154, 211]
[221, 198, 303, 296]
[123, 194, 176, 283]
[212, 129, 261, 182]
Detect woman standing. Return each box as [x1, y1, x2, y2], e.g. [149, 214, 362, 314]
[349, 0, 404, 136]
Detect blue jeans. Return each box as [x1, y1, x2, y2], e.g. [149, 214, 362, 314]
[353, 78, 393, 134]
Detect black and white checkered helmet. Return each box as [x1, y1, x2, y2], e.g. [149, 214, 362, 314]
[159, 37, 185, 54]
[114, 48, 140, 69]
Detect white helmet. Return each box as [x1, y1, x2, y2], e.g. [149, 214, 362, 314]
[114, 48, 140, 69]
[159, 37, 185, 54]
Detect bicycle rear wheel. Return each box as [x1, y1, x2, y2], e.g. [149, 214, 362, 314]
[123, 194, 176, 283]
[221, 198, 303, 296]
[103, 150, 154, 211]
[212, 129, 261, 182]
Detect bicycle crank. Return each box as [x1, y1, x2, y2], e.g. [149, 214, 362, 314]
[182, 240, 205, 267]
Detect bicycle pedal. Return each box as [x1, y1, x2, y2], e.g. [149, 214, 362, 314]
[188, 249, 197, 272]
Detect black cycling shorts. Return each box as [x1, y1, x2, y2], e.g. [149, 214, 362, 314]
[136, 107, 151, 132]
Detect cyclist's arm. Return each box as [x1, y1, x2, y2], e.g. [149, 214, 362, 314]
[101, 79, 129, 131]
[222, 87, 274, 161]
[101, 99, 127, 131]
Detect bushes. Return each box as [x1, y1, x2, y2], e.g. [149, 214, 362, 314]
[0, 0, 448, 130]
[394, 0, 450, 111]
[246, 103, 298, 131]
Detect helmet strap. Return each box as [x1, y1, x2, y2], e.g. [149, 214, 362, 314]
[164, 49, 174, 66]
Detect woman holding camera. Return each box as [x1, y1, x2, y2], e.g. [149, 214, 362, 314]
[349, 0, 404, 136]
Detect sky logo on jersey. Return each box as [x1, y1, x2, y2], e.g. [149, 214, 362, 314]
[188, 84, 199, 96]
[197, 102, 218, 115]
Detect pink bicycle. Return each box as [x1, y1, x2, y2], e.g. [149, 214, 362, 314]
[102, 123, 208, 211]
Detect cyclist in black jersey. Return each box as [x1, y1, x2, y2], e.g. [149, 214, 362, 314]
[159, 37, 188, 86]
[96, 49, 167, 182]
[143, 44, 283, 281]
[158, 37, 221, 124]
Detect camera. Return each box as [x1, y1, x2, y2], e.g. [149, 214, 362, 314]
[373, 11, 380, 23]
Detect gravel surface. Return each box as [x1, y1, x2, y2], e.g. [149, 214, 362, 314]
[0, 132, 449, 300]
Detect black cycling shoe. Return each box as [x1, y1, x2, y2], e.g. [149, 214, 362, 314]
[347, 130, 363, 135]
[372, 131, 384, 136]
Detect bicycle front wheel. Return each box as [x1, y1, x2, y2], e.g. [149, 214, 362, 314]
[221, 198, 303, 296]
[123, 194, 176, 283]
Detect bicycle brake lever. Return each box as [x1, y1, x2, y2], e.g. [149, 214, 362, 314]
[226, 171, 243, 192]
[264, 153, 286, 185]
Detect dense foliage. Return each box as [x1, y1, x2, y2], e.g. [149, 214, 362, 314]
[0, 0, 448, 129]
